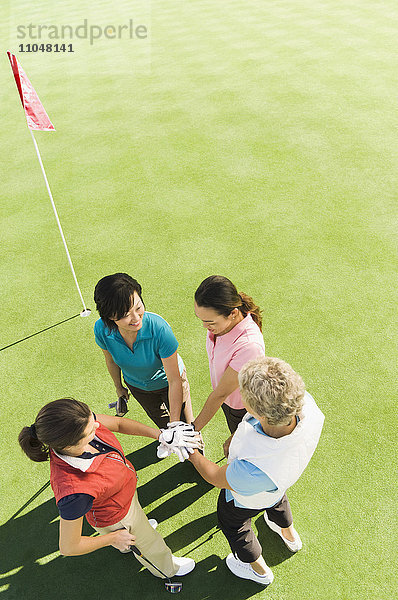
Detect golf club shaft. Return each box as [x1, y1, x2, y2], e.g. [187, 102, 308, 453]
[130, 545, 171, 581]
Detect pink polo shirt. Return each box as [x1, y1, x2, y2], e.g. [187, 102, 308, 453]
[206, 314, 265, 409]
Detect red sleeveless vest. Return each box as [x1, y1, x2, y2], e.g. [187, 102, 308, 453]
[50, 423, 137, 528]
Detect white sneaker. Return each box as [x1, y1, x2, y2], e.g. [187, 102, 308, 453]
[226, 554, 274, 586]
[148, 519, 158, 529]
[172, 556, 195, 576]
[263, 513, 302, 552]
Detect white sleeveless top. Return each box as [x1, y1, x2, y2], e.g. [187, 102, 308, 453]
[227, 392, 325, 509]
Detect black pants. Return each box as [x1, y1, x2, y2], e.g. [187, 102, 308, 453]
[221, 404, 247, 434]
[126, 383, 185, 429]
[217, 488, 293, 563]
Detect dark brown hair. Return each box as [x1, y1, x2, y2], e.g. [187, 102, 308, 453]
[18, 398, 92, 462]
[195, 275, 263, 331]
[94, 273, 144, 332]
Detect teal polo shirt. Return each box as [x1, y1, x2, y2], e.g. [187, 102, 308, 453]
[94, 311, 182, 390]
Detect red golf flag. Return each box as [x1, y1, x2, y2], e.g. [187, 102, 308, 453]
[7, 51, 55, 131]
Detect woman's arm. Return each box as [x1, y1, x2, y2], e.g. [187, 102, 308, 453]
[161, 351, 184, 422]
[59, 517, 135, 556]
[193, 366, 239, 431]
[101, 349, 129, 399]
[96, 414, 160, 440]
[188, 450, 233, 489]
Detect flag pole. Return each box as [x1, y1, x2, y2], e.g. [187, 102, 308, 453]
[29, 129, 91, 317]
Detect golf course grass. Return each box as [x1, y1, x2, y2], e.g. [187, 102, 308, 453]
[1, 1, 397, 599]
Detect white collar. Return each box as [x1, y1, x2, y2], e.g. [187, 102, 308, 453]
[53, 450, 96, 472]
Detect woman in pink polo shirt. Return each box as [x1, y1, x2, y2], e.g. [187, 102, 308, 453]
[193, 275, 265, 435]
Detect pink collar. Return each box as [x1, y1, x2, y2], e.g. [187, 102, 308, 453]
[209, 314, 253, 344]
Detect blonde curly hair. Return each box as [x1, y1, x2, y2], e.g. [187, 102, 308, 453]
[239, 357, 305, 425]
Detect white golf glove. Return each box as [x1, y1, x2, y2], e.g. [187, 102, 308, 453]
[157, 424, 203, 462]
[167, 421, 195, 431]
[156, 443, 172, 459]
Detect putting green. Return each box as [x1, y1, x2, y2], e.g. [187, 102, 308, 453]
[1, 1, 396, 599]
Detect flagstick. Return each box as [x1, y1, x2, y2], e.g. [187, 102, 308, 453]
[29, 129, 91, 317]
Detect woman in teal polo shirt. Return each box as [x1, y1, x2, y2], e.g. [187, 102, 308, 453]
[94, 273, 193, 428]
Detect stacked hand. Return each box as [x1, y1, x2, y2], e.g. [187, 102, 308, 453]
[157, 421, 204, 462]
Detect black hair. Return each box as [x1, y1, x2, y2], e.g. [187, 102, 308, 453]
[18, 398, 92, 462]
[195, 275, 263, 332]
[94, 273, 144, 332]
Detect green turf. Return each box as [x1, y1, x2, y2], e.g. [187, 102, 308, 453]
[1, 1, 397, 599]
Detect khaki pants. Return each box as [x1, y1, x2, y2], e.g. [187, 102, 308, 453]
[94, 492, 179, 578]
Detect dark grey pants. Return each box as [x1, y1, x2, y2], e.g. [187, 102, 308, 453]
[217, 488, 293, 563]
[126, 383, 186, 429]
[221, 403, 247, 434]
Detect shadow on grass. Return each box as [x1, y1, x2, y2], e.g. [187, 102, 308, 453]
[254, 514, 297, 567]
[134, 459, 213, 520]
[0, 313, 81, 352]
[1, 444, 292, 600]
[1, 497, 262, 600]
[125, 439, 162, 471]
[0, 505, 268, 600]
[9, 480, 51, 519]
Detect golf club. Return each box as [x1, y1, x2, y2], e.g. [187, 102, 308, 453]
[108, 395, 129, 417]
[130, 545, 183, 593]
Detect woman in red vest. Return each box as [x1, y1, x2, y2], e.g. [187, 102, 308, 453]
[18, 398, 195, 579]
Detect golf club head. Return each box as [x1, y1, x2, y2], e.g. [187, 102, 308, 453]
[165, 582, 182, 594]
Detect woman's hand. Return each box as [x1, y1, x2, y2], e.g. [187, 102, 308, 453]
[110, 529, 136, 552]
[115, 385, 129, 400]
[60, 517, 135, 556]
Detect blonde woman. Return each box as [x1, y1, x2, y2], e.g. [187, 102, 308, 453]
[188, 357, 324, 586]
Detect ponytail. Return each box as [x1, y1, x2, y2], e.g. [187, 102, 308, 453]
[18, 426, 50, 462]
[238, 292, 263, 332]
[18, 398, 91, 462]
[195, 275, 263, 332]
